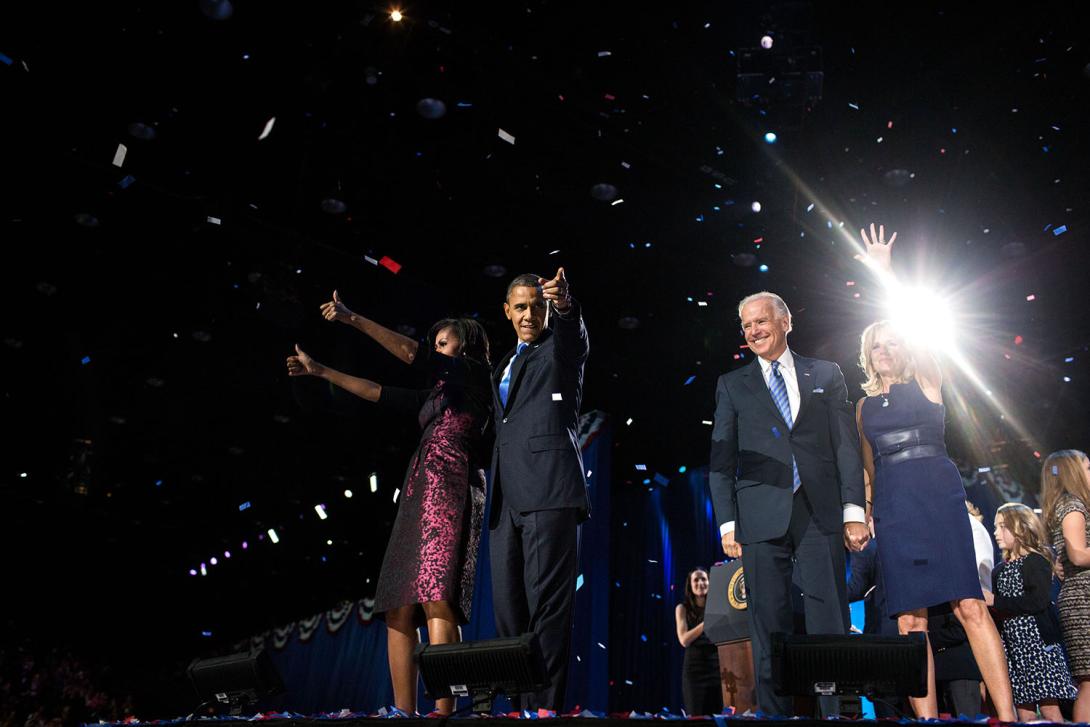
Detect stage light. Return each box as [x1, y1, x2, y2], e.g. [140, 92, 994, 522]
[267, 528, 279, 544]
[315, 504, 328, 520]
[390, 9, 403, 22]
[369, 473, 378, 493]
[885, 283, 956, 349]
[764, 132, 778, 144]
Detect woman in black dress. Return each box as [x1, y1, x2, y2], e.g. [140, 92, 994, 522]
[287, 291, 492, 715]
[674, 568, 722, 716]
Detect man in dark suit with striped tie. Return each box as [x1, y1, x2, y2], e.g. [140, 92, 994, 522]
[709, 291, 870, 716]
[489, 268, 590, 712]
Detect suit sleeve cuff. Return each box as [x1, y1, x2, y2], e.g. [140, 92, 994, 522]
[843, 504, 866, 524]
[719, 521, 735, 536]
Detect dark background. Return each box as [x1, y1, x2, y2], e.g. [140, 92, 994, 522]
[2, 0, 1088, 716]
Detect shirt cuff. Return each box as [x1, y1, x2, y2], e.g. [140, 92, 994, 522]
[719, 521, 735, 536]
[843, 504, 866, 524]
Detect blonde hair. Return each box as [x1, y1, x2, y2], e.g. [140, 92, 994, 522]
[737, 291, 792, 333]
[1040, 449, 1090, 532]
[858, 320, 917, 397]
[995, 502, 1052, 563]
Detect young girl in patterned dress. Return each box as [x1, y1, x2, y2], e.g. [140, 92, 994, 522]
[988, 502, 1077, 721]
[1040, 450, 1090, 722]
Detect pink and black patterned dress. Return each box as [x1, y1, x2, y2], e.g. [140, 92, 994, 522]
[372, 347, 492, 625]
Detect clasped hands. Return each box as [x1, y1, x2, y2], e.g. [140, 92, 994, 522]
[721, 520, 871, 559]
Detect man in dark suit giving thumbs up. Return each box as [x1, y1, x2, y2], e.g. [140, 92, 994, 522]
[489, 268, 590, 712]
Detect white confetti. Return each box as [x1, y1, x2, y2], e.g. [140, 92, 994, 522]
[497, 128, 516, 145]
[393, 488, 400, 503]
[207, 216, 221, 225]
[112, 143, 127, 167]
[364, 256, 378, 266]
[258, 116, 276, 141]
[597, 51, 612, 57]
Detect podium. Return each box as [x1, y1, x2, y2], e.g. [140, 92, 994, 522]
[705, 560, 756, 712]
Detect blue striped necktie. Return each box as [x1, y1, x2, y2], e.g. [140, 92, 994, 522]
[499, 342, 528, 408]
[769, 360, 802, 493]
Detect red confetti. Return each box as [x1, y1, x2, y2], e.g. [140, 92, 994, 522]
[754, 237, 764, 244]
[887, 121, 893, 128]
[846, 281, 855, 286]
[379, 256, 402, 274]
[1026, 294, 1036, 301]
[604, 93, 616, 101]
[1033, 451, 1041, 459]
[1014, 335, 1024, 345]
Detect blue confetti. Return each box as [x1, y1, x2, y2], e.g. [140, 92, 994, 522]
[695, 214, 704, 223]
[201, 631, 212, 637]
[239, 501, 251, 511]
[678, 465, 687, 474]
[155, 480, 163, 487]
[771, 426, 781, 438]
[683, 375, 696, 385]
[80, 356, 91, 365]
[951, 127, 958, 134]
[1053, 225, 1068, 236]
[576, 574, 584, 591]
[0, 52, 12, 66]
[642, 478, 651, 485]
[653, 473, 669, 486]
[118, 175, 136, 189]
[456, 101, 473, 108]
[759, 264, 769, 273]
[1065, 357, 1075, 363]
[640, 634, 648, 642]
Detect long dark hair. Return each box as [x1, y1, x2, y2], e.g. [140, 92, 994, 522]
[682, 568, 709, 624]
[428, 317, 491, 367]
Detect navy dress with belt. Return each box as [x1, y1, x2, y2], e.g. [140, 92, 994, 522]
[861, 380, 982, 616]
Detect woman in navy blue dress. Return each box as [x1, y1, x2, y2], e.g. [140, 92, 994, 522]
[854, 224, 1015, 720]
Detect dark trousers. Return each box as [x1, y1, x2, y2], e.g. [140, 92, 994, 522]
[490, 503, 580, 711]
[741, 488, 850, 717]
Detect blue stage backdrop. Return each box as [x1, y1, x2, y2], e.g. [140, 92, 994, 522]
[248, 412, 612, 714]
[607, 466, 722, 714]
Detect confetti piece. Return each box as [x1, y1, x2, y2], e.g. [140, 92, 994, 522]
[0, 52, 12, 66]
[702, 420, 713, 426]
[611, 199, 624, 206]
[112, 143, 127, 167]
[549, 249, 561, 255]
[258, 116, 276, 140]
[497, 128, 516, 144]
[635, 464, 647, 471]
[806, 203, 814, 212]
[1053, 225, 1068, 236]
[1026, 294, 1036, 301]
[1053, 465, 1060, 475]
[597, 642, 606, 650]
[621, 161, 631, 169]
[640, 634, 648, 642]
[625, 417, 633, 426]
[697, 301, 708, 307]
[683, 375, 696, 385]
[363, 256, 378, 266]
[598, 51, 612, 57]
[576, 574, 584, 590]
[1014, 336, 1024, 345]
[653, 473, 669, 486]
[207, 216, 221, 225]
[848, 102, 860, 110]
[379, 256, 402, 274]
[81, 356, 91, 365]
[846, 281, 855, 286]
[393, 488, 400, 502]
[1065, 357, 1075, 363]
[117, 175, 136, 189]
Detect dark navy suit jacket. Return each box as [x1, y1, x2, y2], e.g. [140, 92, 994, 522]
[709, 353, 865, 543]
[490, 301, 590, 519]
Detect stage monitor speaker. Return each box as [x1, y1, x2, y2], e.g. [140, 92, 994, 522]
[704, 560, 750, 643]
[415, 633, 548, 711]
[187, 648, 284, 715]
[772, 632, 927, 698]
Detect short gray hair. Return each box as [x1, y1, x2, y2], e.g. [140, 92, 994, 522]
[737, 291, 792, 330]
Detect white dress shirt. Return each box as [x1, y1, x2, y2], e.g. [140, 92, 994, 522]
[969, 515, 995, 593]
[721, 347, 865, 536]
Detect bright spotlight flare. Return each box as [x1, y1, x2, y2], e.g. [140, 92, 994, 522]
[855, 223, 956, 350]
